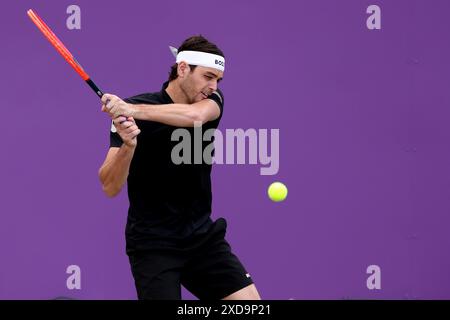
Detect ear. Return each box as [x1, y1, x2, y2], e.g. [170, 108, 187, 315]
[177, 61, 191, 78]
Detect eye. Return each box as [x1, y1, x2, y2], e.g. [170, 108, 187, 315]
[205, 75, 213, 80]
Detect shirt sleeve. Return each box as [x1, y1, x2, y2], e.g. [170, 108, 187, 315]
[207, 88, 224, 117]
[109, 120, 123, 148]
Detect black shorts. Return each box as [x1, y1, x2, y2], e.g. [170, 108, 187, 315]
[128, 218, 254, 300]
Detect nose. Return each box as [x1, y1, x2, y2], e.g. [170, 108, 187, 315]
[209, 80, 218, 92]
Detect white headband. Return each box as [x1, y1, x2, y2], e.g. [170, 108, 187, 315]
[169, 46, 225, 72]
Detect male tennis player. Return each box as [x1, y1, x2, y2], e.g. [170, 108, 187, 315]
[98, 35, 260, 300]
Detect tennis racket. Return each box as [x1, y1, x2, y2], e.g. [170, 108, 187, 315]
[27, 9, 104, 98]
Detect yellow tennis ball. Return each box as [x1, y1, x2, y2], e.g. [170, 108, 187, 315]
[268, 182, 288, 202]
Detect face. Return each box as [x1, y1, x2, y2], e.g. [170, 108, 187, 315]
[178, 64, 224, 103]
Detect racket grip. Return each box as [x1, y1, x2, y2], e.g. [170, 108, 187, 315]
[90, 78, 135, 140]
[85, 78, 104, 98]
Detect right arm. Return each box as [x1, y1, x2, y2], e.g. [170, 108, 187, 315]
[98, 115, 141, 197]
[98, 144, 135, 197]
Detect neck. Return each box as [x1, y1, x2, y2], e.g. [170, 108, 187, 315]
[166, 80, 189, 104]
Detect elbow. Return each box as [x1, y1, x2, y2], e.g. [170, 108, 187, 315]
[191, 110, 207, 126]
[102, 183, 121, 198]
[98, 167, 121, 198]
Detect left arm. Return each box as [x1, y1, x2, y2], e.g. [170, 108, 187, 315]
[102, 94, 220, 127]
[133, 100, 220, 127]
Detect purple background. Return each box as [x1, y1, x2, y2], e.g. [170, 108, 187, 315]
[1, 0, 449, 299]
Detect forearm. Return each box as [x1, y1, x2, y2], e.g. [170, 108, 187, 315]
[98, 144, 136, 197]
[133, 103, 204, 127]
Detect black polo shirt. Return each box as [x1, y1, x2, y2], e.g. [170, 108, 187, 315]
[109, 81, 224, 254]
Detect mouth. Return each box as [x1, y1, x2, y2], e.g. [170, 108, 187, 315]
[201, 92, 208, 99]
